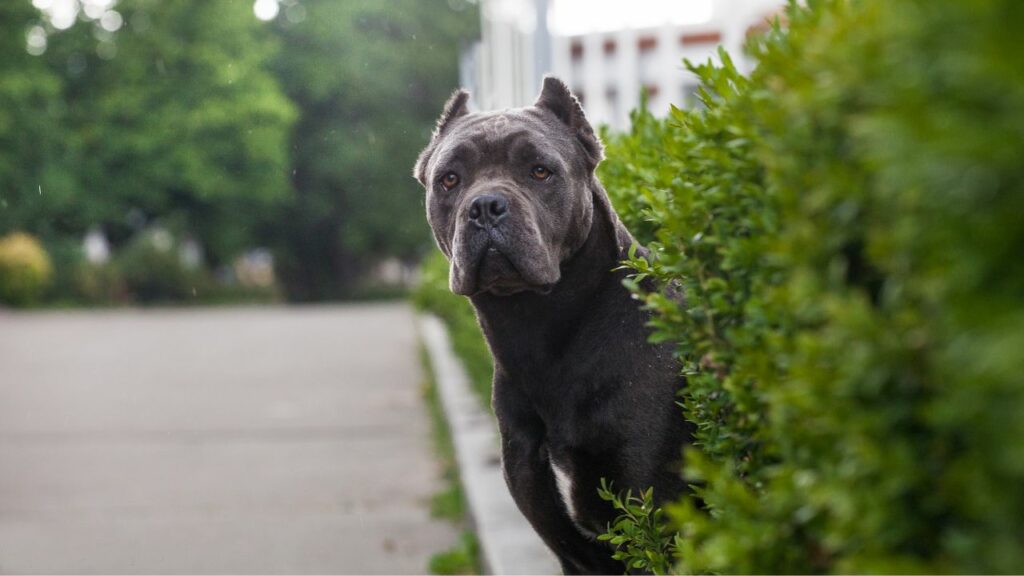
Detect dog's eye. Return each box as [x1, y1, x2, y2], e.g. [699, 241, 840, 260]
[530, 165, 552, 181]
[440, 172, 460, 191]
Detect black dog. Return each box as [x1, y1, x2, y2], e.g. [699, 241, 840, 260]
[415, 77, 688, 574]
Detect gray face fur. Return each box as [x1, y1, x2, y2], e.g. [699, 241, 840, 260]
[414, 77, 605, 296]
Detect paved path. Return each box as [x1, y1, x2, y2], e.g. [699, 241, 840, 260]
[0, 304, 457, 574]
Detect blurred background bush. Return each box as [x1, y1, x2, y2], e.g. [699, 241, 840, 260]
[0, 232, 53, 306]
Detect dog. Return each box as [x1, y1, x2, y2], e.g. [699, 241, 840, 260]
[414, 77, 689, 574]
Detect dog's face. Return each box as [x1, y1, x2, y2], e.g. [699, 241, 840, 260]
[414, 78, 604, 296]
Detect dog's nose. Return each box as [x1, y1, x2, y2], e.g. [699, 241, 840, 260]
[468, 194, 509, 228]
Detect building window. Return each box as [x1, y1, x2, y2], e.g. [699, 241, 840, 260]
[571, 40, 584, 60]
[680, 31, 722, 46]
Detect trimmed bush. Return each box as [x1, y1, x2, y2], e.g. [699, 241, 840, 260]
[0, 232, 53, 307]
[115, 229, 206, 304]
[72, 262, 127, 306]
[598, 0, 1024, 573]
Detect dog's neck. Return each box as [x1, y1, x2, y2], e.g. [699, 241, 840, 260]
[470, 186, 634, 371]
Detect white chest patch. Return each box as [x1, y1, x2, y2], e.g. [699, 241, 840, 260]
[550, 458, 599, 539]
[550, 459, 578, 522]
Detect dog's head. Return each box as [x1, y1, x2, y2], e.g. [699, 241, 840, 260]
[414, 77, 611, 296]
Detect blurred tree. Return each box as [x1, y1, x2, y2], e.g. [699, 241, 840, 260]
[0, 2, 79, 240]
[46, 0, 296, 265]
[269, 0, 478, 300]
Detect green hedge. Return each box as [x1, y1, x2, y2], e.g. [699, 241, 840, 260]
[598, 0, 1024, 573]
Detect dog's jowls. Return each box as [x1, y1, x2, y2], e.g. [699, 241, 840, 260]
[414, 77, 690, 575]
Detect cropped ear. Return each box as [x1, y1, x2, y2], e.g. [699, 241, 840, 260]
[414, 89, 471, 184]
[534, 76, 604, 168]
[434, 89, 470, 137]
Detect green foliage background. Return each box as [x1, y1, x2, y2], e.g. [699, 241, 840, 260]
[54, 0, 296, 264]
[271, 0, 478, 300]
[0, 0, 476, 304]
[0, 2, 78, 252]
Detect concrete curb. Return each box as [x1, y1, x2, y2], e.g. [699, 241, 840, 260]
[418, 314, 560, 575]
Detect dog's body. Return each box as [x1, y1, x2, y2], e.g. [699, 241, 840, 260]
[415, 78, 688, 574]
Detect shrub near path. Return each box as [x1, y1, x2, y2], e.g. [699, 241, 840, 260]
[0, 232, 53, 307]
[598, 0, 1024, 573]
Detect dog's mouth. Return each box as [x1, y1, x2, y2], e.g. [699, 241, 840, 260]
[454, 236, 555, 297]
[475, 246, 526, 294]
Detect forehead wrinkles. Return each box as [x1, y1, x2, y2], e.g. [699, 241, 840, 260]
[436, 120, 563, 173]
[434, 131, 529, 173]
[434, 139, 481, 171]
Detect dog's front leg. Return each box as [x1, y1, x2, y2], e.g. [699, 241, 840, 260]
[496, 391, 622, 574]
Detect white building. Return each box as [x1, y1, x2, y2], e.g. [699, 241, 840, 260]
[461, 0, 785, 130]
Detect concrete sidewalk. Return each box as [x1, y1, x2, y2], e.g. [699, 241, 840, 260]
[0, 304, 457, 574]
